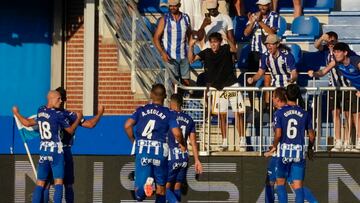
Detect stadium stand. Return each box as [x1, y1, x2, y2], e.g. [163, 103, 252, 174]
[279, 0, 335, 14]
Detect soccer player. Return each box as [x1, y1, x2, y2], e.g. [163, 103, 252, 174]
[265, 84, 316, 203]
[124, 84, 185, 203]
[31, 90, 83, 203]
[308, 42, 360, 151]
[265, 87, 317, 203]
[166, 94, 203, 203]
[13, 87, 105, 203]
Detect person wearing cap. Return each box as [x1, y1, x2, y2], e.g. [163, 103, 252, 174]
[244, 0, 280, 76]
[196, 0, 235, 50]
[247, 34, 297, 87]
[272, 0, 302, 18]
[308, 42, 360, 152]
[12, 87, 105, 203]
[153, 0, 192, 86]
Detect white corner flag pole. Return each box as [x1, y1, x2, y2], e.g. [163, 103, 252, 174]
[24, 142, 37, 179]
[13, 115, 37, 179]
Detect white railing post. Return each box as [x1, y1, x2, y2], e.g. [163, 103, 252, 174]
[130, 8, 136, 94]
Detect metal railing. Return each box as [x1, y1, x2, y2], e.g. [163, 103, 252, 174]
[102, 0, 179, 98]
[176, 84, 360, 156]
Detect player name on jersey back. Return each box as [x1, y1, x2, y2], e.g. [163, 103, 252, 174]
[141, 109, 167, 120]
[283, 109, 304, 118]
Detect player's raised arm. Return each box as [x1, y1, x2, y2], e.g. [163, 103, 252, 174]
[12, 106, 37, 127]
[81, 105, 105, 128]
[124, 118, 136, 143]
[189, 132, 203, 174]
[64, 112, 83, 135]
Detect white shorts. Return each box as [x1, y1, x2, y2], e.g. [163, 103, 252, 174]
[212, 83, 245, 114]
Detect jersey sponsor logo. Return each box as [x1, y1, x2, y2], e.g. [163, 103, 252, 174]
[140, 157, 161, 166]
[171, 161, 188, 170]
[39, 155, 53, 163]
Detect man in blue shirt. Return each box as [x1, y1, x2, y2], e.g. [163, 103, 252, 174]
[265, 84, 316, 203]
[13, 87, 105, 203]
[124, 84, 185, 203]
[166, 94, 203, 203]
[31, 90, 83, 203]
[265, 87, 317, 203]
[308, 42, 360, 151]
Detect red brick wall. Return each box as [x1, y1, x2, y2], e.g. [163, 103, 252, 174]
[65, 0, 84, 112]
[65, 0, 147, 115]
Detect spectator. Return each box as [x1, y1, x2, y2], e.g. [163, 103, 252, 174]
[244, 0, 279, 95]
[314, 32, 353, 152]
[308, 42, 360, 152]
[179, 0, 203, 30]
[232, 0, 245, 16]
[188, 32, 246, 151]
[153, 0, 192, 86]
[197, 0, 235, 50]
[247, 34, 298, 87]
[272, 0, 302, 18]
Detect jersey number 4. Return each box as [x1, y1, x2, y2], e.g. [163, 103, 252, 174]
[142, 120, 155, 139]
[38, 121, 52, 139]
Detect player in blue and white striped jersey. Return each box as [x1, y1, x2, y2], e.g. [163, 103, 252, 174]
[265, 87, 317, 203]
[265, 84, 316, 203]
[248, 34, 298, 87]
[124, 84, 185, 203]
[166, 94, 203, 203]
[31, 91, 83, 203]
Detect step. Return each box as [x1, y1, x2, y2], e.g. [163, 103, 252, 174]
[322, 25, 360, 39]
[340, 0, 360, 11]
[329, 11, 360, 25]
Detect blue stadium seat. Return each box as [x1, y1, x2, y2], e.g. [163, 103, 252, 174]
[280, 0, 334, 14]
[277, 16, 287, 38]
[286, 16, 320, 41]
[287, 44, 302, 64]
[138, 0, 168, 13]
[237, 44, 251, 71]
[190, 44, 203, 69]
[233, 16, 251, 42]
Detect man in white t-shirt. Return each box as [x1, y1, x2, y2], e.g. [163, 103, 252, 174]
[196, 0, 235, 50]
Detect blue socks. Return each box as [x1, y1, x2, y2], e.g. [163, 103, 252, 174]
[166, 188, 178, 203]
[265, 184, 275, 203]
[277, 185, 288, 203]
[32, 185, 44, 203]
[53, 184, 63, 203]
[155, 194, 166, 203]
[304, 187, 318, 203]
[174, 189, 181, 202]
[42, 188, 49, 203]
[65, 185, 74, 203]
[294, 187, 304, 203]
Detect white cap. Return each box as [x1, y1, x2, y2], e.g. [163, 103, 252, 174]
[256, 0, 271, 5]
[206, 0, 218, 9]
[168, 0, 180, 6]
